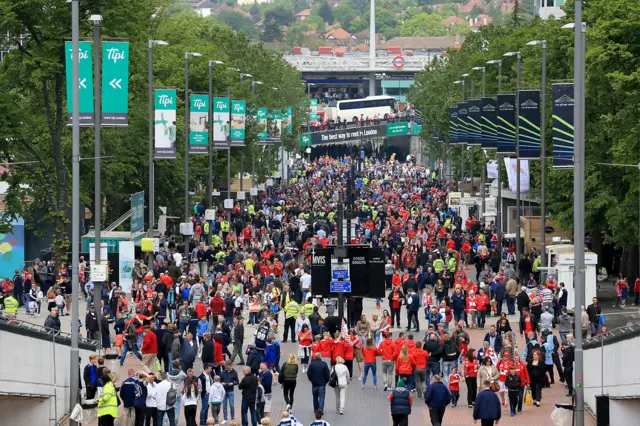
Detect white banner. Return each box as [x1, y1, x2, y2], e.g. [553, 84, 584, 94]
[487, 160, 498, 179]
[503, 157, 530, 193]
[119, 241, 135, 295]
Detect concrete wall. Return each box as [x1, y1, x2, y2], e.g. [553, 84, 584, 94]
[584, 334, 640, 421]
[0, 330, 96, 426]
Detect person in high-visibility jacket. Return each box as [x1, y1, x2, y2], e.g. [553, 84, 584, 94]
[220, 220, 230, 235]
[303, 300, 315, 317]
[433, 257, 445, 276]
[283, 299, 300, 343]
[97, 374, 118, 422]
[447, 255, 457, 274]
[3, 294, 18, 318]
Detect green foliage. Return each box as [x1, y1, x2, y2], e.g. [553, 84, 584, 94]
[313, 0, 334, 25]
[216, 10, 259, 39]
[334, 3, 357, 29]
[438, 3, 460, 18]
[409, 0, 640, 251]
[400, 12, 447, 36]
[0, 1, 306, 255]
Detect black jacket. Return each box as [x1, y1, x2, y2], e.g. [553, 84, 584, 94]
[247, 348, 261, 374]
[220, 368, 239, 392]
[505, 373, 522, 391]
[306, 359, 330, 386]
[387, 289, 405, 309]
[233, 324, 244, 343]
[424, 339, 444, 363]
[517, 291, 530, 312]
[442, 339, 460, 362]
[586, 303, 601, 323]
[201, 339, 215, 364]
[562, 345, 575, 369]
[238, 373, 258, 401]
[85, 311, 99, 331]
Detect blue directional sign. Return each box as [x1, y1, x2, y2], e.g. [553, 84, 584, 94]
[332, 268, 349, 280]
[360, 150, 365, 159]
[355, 179, 364, 189]
[330, 281, 352, 293]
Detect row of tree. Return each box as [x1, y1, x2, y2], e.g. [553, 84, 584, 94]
[409, 0, 640, 278]
[0, 0, 307, 255]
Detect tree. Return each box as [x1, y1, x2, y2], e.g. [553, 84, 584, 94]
[216, 10, 259, 39]
[438, 3, 460, 18]
[315, 0, 335, 25]
[334, 4, 357, 29]
[450, 21, 473, 35]
[262, 17, 283, 41]
[263, 4, 295, 27]
[400, 12, 447, 36]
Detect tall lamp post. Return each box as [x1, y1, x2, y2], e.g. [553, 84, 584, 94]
[251, 80, 263, 189]
[184, 51, 201, 259]
[237, 74, 252, 193]
[207, 60, 224, 209]
[503, 51, 521, 264]
[226, 68, 241, 204]
[472, 66, 487, 216]
[526, 39, 547, 281]
[563, 16, 586, 426]
[454, 78, 466, 197]
[307, 82, 315, 162]
[148, 39, 168, 263]
[487, 59, 503, 253]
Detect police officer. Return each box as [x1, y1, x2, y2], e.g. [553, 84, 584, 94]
[283, 298, 300, 343]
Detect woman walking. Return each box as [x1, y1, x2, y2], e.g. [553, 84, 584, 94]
[526, 349, 551, 407]
[298, 324, 312, 373]
[182, 377, 199, 426]
[395, 346, 415, 392]
[334, 356, 349, 414]
[463, 348, 479, 407]
[280, 353, 299, 411]
[361, 338, 379, 389]
[477, 357, 499, 392]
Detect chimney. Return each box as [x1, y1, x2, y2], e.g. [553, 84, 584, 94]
[348, 37, 353, 52]
[455, 32, 461, 44]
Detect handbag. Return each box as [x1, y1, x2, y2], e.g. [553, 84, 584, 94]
[490, 381, 500, 392]
[328, 367, 338, 388]
[525, 388, 533, 405]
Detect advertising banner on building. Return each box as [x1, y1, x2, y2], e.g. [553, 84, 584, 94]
[552, 83, 575, 168]
[466, 99, 482, 146]
[101, 41, 129, 126]
[154, 90, 177, 159]
[213, 97, 230, 149]
[310, 99, 318, 121]
[457, 102, 469, 144]
[65, 41, 94, 125]
[497, 94, 516, 154]
[481, 97, 497, 149]
[518, 90, 541, 159]
[118, 241, 135, 294]
[257, 107, 268, 145]
[307, 122, 411, 145]
[130, 191, 145, 233]
[487, 160, 498, 178]
[504, 157, 530, 193]
[230, 100, 246, 146]
[189, 94, 208, 154]
[449, 107, 458, 144]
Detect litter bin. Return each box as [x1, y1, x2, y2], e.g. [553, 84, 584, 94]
[551, 403, 573, 426]
[104, 353, 121, 379]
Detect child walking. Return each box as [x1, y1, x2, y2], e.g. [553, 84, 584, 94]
[448, 366, 462, 407]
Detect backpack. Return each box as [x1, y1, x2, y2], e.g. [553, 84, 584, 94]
[328, 367, 338, 388]
[166, 387, 178, 408]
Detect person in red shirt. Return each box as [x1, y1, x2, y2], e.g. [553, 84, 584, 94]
[319, 331, 333, 364]
[634, 277, 640, 306]
[361, 338, 380, 389]
[195, 300, 207, 320]
[388, 286, 404, 328]
[331, 332, 346, 366]
[449, 366, 462, 407]
[298, 324, 313, 372]
[463, 348, 480, 407]
[413, 341, 429, 398]
[395, 345, 415, 392]
[140, 324, 157, 373]
[509, 355, 530, 413]
[496, 352, 512, 406]
[378, 332, 397, 391]
[476, 288, 490, 329]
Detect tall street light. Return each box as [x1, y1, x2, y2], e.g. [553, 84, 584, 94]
[252, 80, 263, 189]
[184, 51, 201, 259]
[526, 39, 547, 281]
[563, 16, 586, 426]
[464, 72, 477, 198]
[487, 59, 503, 252]
[148, 39, 168, 267]
[504, 51, 521, 264]
[69, 1, 81, 421]
[90, 14, 104, 349]
[454, 78, 466, 197]
[237, 73, 252, 194]
[472, 66, 486, 214]
[226, 68, 241, 206]
[207, 60, 224, 208]
[307, 82, 315, 162]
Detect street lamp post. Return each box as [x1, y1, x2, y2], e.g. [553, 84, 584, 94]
[527, 39, 547, 281]
[563, 15, 586, 426]
[454, 79, 465, 197]
[487, 59, 503, 252]
[207, 60, 224, 208]
[504, 51, 521, 264]
[307, 82, 315, 162]
[148, 39, 168, 264]
[252, 80, 263, 189]
[184, 51, 201, 259]
[462, 73, 470, 198]
[69, 1, 81, 421]
[227, 68, 240, 204]
[473, 66, 486, 216]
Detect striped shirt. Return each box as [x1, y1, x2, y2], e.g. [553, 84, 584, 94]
[540, 288, 554, 304]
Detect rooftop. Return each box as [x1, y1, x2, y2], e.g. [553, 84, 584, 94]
[380, 36, 463, 50]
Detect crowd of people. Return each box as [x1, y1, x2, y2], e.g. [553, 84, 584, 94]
[0, 154, 611, 426]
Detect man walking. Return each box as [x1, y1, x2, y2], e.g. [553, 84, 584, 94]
[220, 360, 239, 423]
[119, 369, 138, 426]
[230, 316, 246, 365]
[306, 353, 330, 413]
[586, 297, 602, 337]
[156, 372, 176, 426]
[239, 366, 258, 426]
[473, 380, 502, 425]
[425, 375, 451, 426]
[405, 288, 420, 332]
[388, 378, 412, 426]
[141, 324, 158, 373]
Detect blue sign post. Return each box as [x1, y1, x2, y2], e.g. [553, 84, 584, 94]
[330, 281, 352, 293]
[355, 179, 364, 189]
[360, 150, 365, 159]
